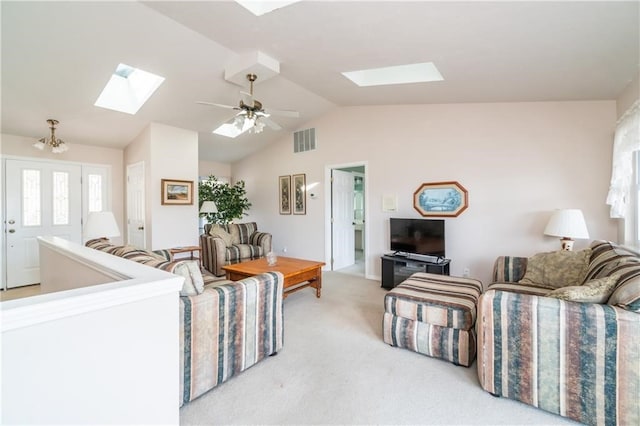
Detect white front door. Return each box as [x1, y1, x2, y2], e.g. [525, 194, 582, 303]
[331, 169, 355, 270]
[5, 159, 82, 288]
[126, 162, 146, 248]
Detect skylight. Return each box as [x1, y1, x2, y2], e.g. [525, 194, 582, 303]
[235, 0, 300, 16]
[342, 62, 444, 87]
[94, 64, 165, 115]
[213, 119, 253, 138]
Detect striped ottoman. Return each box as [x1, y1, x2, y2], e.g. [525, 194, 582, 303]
[383, 272, 483, 367]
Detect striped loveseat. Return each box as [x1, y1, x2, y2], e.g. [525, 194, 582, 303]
[477, 240, 640, 425]
[201, 222, 272, 276]
[86, 239, 284, 406]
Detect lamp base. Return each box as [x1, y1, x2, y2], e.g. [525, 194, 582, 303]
[560, 238, 575, 251]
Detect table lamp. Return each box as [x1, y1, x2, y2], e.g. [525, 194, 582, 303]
[543, 209, 589, 251]
[84, 211, 121, 241]
[200, 201, 218, 214]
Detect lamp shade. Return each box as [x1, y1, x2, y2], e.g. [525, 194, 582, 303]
[544, 209, 589, 239]
[200, 201, 218, 214]
[84, 211, 121, 240]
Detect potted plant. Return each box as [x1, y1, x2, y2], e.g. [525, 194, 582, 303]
[198, 175, 252, 225]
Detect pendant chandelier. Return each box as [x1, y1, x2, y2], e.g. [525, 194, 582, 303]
[33, 119, 70, 153]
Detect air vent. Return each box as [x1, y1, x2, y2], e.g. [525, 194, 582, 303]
[293, 128, 316, 153]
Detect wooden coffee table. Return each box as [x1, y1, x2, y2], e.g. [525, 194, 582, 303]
[222, 256, 325, 298]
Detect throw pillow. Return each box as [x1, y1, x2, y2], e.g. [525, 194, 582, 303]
[607, 274, 640, 313]
[546, 275, 618, 303]
[173, 260, 205, 296]
[209, 224, 233, 246]
[519, 248, 591, 289]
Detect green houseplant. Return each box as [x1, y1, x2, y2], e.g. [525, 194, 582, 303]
[199, 175, 252, 225]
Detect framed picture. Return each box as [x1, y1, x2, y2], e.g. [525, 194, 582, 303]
[413, 181, 468, 217]
[279, 175, 291, 214]
[293, 173, 306, 215]
[161, 179, 194, 205]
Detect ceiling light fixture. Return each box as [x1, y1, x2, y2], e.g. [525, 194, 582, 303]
[33, 119, 69, 154]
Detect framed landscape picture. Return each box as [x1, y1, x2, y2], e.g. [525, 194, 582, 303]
[279, 175, 291, 214]
[413, 181, 468, 217]
[293, 173, 306, 215]
[161, 179, 193, 205]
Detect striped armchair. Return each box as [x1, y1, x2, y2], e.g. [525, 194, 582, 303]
[200, 222, 272, 276]
[477, 241, 640, 425]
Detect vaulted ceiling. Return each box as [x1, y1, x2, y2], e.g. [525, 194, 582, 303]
[2, 1, 638, 163]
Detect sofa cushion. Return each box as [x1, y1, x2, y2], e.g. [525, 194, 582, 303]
[225, 244, 264, 262]
[209, 224, 233, 246]
[546, 276, 618, 303]
[228, 222, 257, 245]
[519, 248, 591, 289]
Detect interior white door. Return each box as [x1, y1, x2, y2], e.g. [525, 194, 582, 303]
[5, 159, 82, 288]
[331, 169, 355, 270]
[126, 162, 146, 248]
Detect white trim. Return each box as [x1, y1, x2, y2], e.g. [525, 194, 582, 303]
[0, 236, 182, 332]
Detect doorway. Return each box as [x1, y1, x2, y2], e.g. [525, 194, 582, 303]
[2, 158, 111, 289]
[325, 162, 368, 277]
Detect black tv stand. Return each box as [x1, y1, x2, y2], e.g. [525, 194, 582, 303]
[381, 254, 450, 290]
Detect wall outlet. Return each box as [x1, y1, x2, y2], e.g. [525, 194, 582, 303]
[282, 247, 287, 253]
[463, 267, 470, 277]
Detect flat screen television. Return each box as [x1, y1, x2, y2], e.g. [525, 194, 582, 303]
[390, 218, 445, 257]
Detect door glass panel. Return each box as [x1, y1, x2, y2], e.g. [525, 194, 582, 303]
[22, 169, 41, 226]
[88, 174, 103, 212]
[53, 171, 69, 225]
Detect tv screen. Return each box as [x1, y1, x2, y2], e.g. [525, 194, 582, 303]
[390, 218, 445, 257]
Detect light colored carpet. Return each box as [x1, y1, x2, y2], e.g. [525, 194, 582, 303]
[180, 271, 577, 425]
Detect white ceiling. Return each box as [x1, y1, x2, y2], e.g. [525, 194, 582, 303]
[2, 1, 638, 163]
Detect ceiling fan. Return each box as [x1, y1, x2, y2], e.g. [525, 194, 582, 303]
[197, 73, 300, 137]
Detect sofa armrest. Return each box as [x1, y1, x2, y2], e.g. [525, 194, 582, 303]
[200, 233, 227, 276]
[179, 271, 284, 405]
[250, 231, 272, 254]
[492, 256, 528, 282]
[477, 289, 640, 425]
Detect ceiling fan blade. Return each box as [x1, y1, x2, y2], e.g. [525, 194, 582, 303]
[264, 108, 300, 118]
[196, 101, 238, 110]
[260, 116, 282, 131]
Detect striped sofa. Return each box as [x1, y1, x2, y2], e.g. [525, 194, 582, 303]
[201, 222, 272, 276]
[86, 239, 284, 406]
[477, 240, 640, 425]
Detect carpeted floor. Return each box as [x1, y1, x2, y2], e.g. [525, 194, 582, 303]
[180, 271, 577, 425]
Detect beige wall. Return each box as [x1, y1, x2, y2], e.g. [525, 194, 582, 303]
[1, 133, 125, 235]
[124, 123, 199, 249]
[199, 160, 231, 180]
[233, 100, 618, 285]
[124, 125, 153, 248]
[149, 123, 199, 249]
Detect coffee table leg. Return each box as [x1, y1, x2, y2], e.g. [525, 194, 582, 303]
[315, 268, 322, 298]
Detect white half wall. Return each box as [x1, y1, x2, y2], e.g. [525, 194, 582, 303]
[233, 100, 618, 285]
[1, 237, 183, 425]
